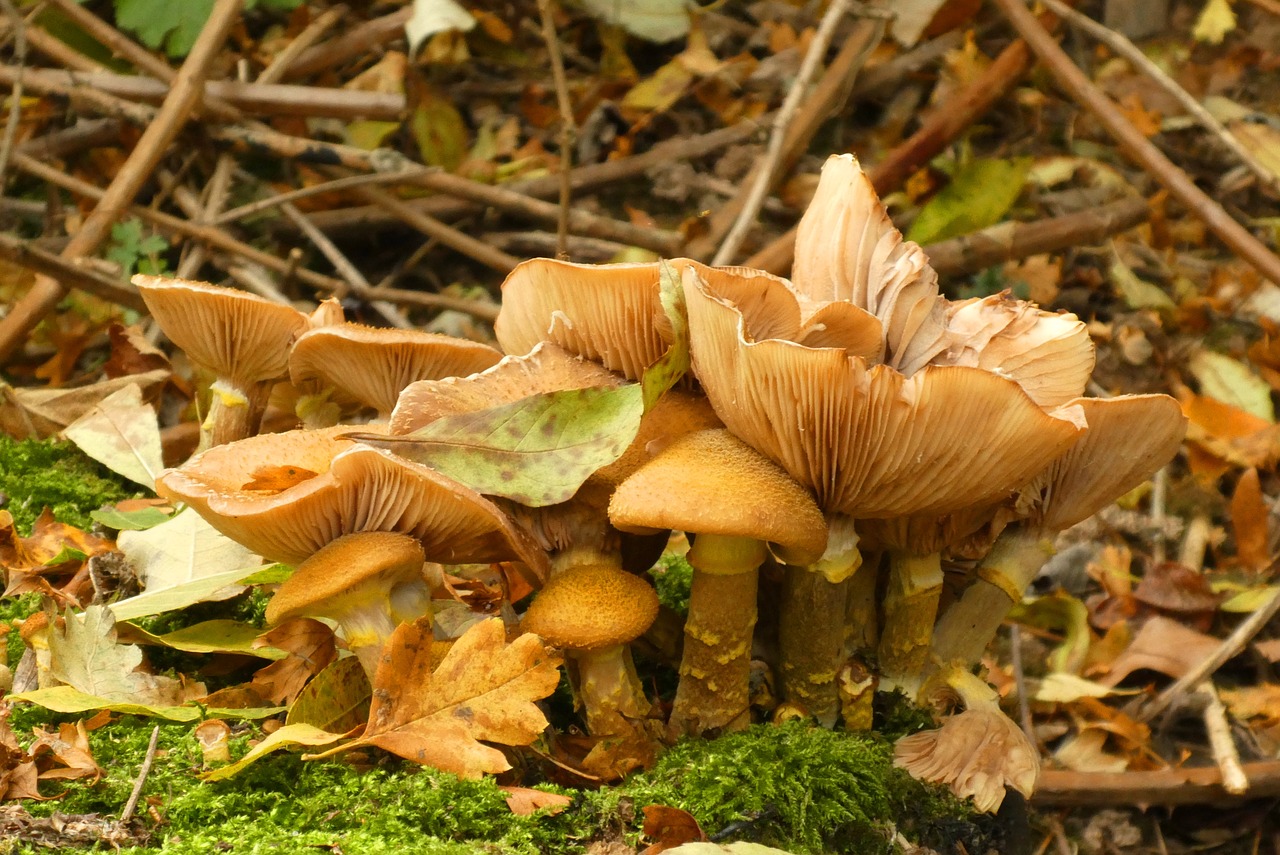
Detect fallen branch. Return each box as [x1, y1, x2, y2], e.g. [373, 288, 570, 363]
[923, 196, 1150, 276]
[993, 0, 1280, 285]
[0, 233, 144, 311]
[536, 0, 574, 258]
[360, 286, 501, 322]
[1033, 760, 1280, 807]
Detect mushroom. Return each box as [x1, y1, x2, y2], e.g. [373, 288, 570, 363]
[288, 323, 503, 426]
[609, 428, 828, 735]
[520, 563, 659, 736]
[893, 666, 1040, 813]
[265, 531, 429, 677]
[930, 394, 1187, 670]
[683, 264, 1087, 725]
[133, 276, 311, 446]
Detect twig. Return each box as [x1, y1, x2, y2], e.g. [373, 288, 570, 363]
[1127, 574, 1280, 723]
[0, 65, 156, 124]
[0, 0, 25, 188]
[360, 285, 501, 322]
[1242, 0, 1280, 19]
[0, 233, 145, 310]
[1009, 624, 1036, 747]
[713, 0, 857, 266]
[208, 123, 385, 170]
[1040, 0, 1280, 196]
[1196, 681, 1249, 795]
[922, 196, 1150, 276]
[225, 262, 295, 304]
[216, 171, 421, 225]
[536, 0, 574, 259]
[256, 4, 347, 84]
[744, 24, 1047, 274]
[281, 7, 412, 80]
[0, 0, 245, 363]
[16, 118, 123, 160]
[119, 725, 160, 825]
[24, 22, 108, 73]
[994, 0, 1280, 285]
[1034, 759, 1280, 806]
[1150, 465, 1169, 564]
[691, 18, 882, 262]
[175, 156, 236, 279]
[482, 230, 628, 262]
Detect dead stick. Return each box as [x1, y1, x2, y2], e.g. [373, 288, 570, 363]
[923, 196, 1150, 276]
[714, 0, 862, 266]
[256, 4, 348, 84]
[0, 65, 156, 125]
[360, 285, 501, 322]
[0, 234, 145, 310]
[25, 21, 107, 73]
[0, 0, 25, 187]
[1033, 760, 1280, 807]
[17, 118, 122, 160]
[216, 171, 419, 224]
[119, 725, 160, 825]
[688, 19, 881, 261]
[536, 0, 574, 259]
[994, 0, 1280, 285]
[744, 31, 1041, 275]
[282, 7, 412, 80]
[0, 0, 244, 363]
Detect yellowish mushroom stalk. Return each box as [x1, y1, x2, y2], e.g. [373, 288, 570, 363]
[893, 667, 1039, 813]
[204, 377, 275, 449]
[877, 551, 944, 693]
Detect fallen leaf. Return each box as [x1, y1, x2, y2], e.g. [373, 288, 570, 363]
[500, 786, 572, 816]
[117, 508, 263, 606]
[1130, 562, 1221, 622]
[1220, 683, 1280, 727]
[641, 804, 707, 855]
[247, 618, 338, 705]
[1193, 0, 1236, 44]
[108, 563, 287, 622]
[1035, 672, 1139, 704]
[200, 723, 353, 782]
[906, 157, 1032, 245]
[405, 0, 475, 56]
[102, 323, 169, 379]
[115, 620, 287, 659]
[313, 617, 561, 778]
[63, 384, 164, 490]
[285, 656, 371, 734]
[9, 685, 282, 721]
[0, 510, 114, 575]
[1230, 468, 1271, 572]
[1189, 350, 1275, 422]
[1099, 616, 1222, 685]
[1011, 592, 1093, 675]
[0, 370, 169, 439]
[45, 606, 192, 706]
[239, 465, 320, 493]
[29, 720, 101, 783]
[88, 505, 174, 532]
[1109, 253, 1176, 312]
[581, 0, 691, 42]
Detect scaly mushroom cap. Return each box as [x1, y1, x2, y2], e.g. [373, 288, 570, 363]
[521, 564, 658, 650]
[154, 425, 550, 578]
[934, 294, 1095, 408]
[1022, 394, 1187, 533]
[791, 154, 950, 376]
[289, 324, 502, 416]
[265, 531, 425, 625]
[685, 267, 1087, 518]
[133, 275, 309, 386]
[590, 389, 723, 488]
[609, 429, 828, 566]
[389, 342, 622, 435]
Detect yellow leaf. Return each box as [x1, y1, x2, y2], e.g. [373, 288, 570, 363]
[1193, 0, 1236, 44]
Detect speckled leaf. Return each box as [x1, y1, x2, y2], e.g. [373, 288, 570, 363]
[355, 262, 689, 507]
[9, 685, 283, 721]
[310, 617, 561, 779]
[200, 723, 352, 782]
[286, 656, 372, 733]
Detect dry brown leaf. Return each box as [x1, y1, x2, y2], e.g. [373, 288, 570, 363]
[1131, 562, 1221, 624]
[499, 786, 572, 816]
[322, 617, 561, 778]
[103, 323, 169, 379]
[640, 804, 707, 855]
[248, 618, 337, 706]
[1099, 616, 1222, 686]
[0, 370, 170, 439]
[1230, 468, 1271, 572]
[1220, 683, 1280, 727]
[239, 465, 321, 493]
[0, 510, 115, 576]
[29, 721, 101, 783]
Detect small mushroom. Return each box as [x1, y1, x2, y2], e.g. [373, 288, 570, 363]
[289, 324, 503, 425]
[894, 666, 1040, 813]
[134, 276, 311, 446]
[265, 531, 429, 677]
[610, 429, 827, 735]
[521, 564, 659, 736]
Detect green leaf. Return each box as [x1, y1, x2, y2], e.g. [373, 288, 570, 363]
[108, 564, 270, 622]
[907, 157, 1033, 245]
[1110, 254, 1176, 312]
[9, 685, 282, 721]
[1189, 350, 1276, 422]
[286, 656, 371, 733]
[1009, 592, 1092, 675]
[113, 0, 302, 57]
[643, 261, 690, 409]
[200, 723, 352, 782]
[90, 506, 173, 532]
[117, 619, 287, 659]
[409, 86, 469, 170]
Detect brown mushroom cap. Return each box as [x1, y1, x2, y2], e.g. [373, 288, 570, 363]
[609, 429, 827, 565]
[133, 275, 309, 385]
[521, 564, 658, 650]
[685, 267, 1087, 519]
[155, 425, 551, 579]
[265, 531, 425, 625]
[289, 324, 502, 416]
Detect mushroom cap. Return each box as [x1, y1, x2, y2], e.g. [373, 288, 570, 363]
[685, 267, 1087, 518]
[609, 429, 828, 565]
[590, 389, 723, 488]
[791, 154, 950, 376]
[1025, 394, 1187, 533]
[133, 275, 309, 385]
[265, 531, 425, 625]
[389, 342, 621, 435]
[521, 564, 658, 650]
[289, 324, 503, 416]
[934, 294, 1095, 408]
[154, 425, 550, 579]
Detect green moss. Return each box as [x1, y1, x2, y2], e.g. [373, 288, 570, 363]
[650, 553, 693, 617]
[0, 436, 138, 535]
[873, 688, 936, 741]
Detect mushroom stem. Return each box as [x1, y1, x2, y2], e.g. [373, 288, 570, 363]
[669, 533, 766, 736]
[778, 518, 861, 727]
[574, 645, 652, 736]
[878, 550, 944, 693]
[843, 550, 880, 656]
[930, 528, 1053, 670]
[204, 378, 272, 446]
[336, 602, 403, 679]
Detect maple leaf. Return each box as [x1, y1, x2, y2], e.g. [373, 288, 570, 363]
[317, 617, 561, 778]
[46, 606, 194, 706]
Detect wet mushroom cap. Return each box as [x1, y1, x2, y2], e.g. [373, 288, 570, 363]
[609, 428, 827, 566]
[521, 564, 658, 650]
[133, 275, 309, 385]
[289, 324, 503, 415]
[265, 531, 426, 625]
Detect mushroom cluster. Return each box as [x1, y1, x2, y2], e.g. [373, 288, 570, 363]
[135, 151, 1186, 811]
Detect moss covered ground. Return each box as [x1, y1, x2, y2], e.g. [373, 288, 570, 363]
[0, 435, 140, 535]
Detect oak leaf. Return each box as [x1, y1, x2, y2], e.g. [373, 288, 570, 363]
[318, 616, 561, 778]
[46, 606, 193, 706]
